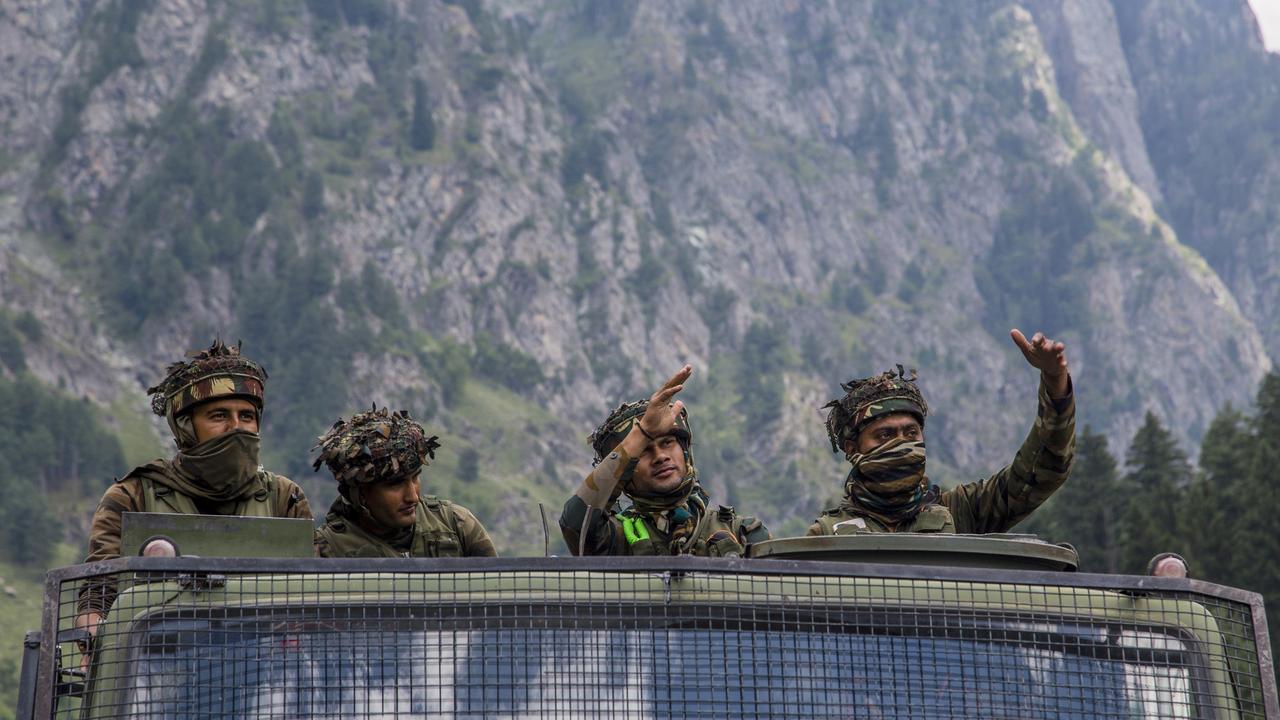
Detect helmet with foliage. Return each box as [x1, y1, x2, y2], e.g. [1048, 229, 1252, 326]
[312, 405, 441, 488]
[147, 339, 268, 448]
[823, 365, 928, 453]
[588, 400, 692, 463]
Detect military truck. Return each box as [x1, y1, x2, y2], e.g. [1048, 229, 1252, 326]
[16, 518, 1277, 719]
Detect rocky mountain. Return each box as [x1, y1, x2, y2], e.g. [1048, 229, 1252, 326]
[0, 0, 1275, 553]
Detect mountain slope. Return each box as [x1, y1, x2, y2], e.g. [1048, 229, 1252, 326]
[0, 0, 1273, 555]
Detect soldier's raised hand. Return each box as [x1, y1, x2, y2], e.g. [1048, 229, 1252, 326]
[1010, 329, 1070, 398]
[638, 365, 692, 438]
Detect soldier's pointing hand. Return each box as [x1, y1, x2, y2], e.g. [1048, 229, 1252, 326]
[638, 365, 692, 438]
[1010, 329, 1070, 399]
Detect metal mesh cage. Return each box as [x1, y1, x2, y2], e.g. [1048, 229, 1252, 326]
[30, 557, 1277, 719]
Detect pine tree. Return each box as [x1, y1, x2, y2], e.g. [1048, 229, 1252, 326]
[1046, 427, 1125, 572]
[1118, 411, 1191, 574]
[1185, 404, 1249, 584]
[410, 80, 436, 151]
[1235, 373, 1280, 627]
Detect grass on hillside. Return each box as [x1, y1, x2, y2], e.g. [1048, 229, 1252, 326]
[0, 544, 78, 720]
[107, 393, 165, 467]
[427, 378, 578, 557]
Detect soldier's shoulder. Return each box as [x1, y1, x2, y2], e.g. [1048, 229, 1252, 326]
[116, 458, 172, 484]
[818, 505, 849, 518]
[425, 496, 482, 524]
[259, 469, 297, 487]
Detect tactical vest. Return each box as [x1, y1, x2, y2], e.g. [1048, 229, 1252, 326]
[131, 468, 277, 517]
[814, 502, 956, 535]
[315, 496, 466, 558]
[618, 505, 766, 557]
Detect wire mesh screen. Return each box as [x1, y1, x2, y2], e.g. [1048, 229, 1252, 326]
[38, 558, 1274, 719]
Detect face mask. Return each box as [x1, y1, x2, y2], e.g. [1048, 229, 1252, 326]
[842, 438, 931, 524]
[174, 429, 262, 501]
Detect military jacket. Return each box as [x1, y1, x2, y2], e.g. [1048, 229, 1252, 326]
[561, 493, 770, 557]
[314, 496, 496, 558]
[808, 378, 1075, 536]
[80, 459, 311, 614]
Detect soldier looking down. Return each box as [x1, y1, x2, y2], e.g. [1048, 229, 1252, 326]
[77, 340, 312, 654]
[809, 329, 1074, 535]
[561, 365, 770, 557]
[312, 406, 495, 558]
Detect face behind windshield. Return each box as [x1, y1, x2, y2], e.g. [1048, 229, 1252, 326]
[120, 613, 1199, 719]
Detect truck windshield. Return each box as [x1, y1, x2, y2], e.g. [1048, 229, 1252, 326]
[120, 610, 1200, 719]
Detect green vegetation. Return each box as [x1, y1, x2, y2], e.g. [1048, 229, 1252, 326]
[410, 80, 436, 151]
[0, 546, 78, 720]
[45, 0, 153, 173]
[235, 239, 363, 483]
[0, 377, 126, 566]
[560, 130, 611, 192]
[0, 314, 29, 373]
[304, 0, 391, 29]
[976, 170, 1096, 340]
[1028, 372, 1280, 670]
[472, 334, 544, 392]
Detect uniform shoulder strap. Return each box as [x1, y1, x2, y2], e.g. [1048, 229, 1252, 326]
[422, 496, 462, 536]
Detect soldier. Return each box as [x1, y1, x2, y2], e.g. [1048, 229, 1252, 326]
[561, 365, 770, 556]
[312, 406, 496, 558]
[77, 339, 312, 656]
[809, 329, 1074, 535]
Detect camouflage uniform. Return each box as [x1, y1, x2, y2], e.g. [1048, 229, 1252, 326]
[314, 496, 494, 558]
[80, 341, 311, 615]
[312, 406, 496, 558]
[561, 401, 770, 557]
[808, 367, 1074, 535]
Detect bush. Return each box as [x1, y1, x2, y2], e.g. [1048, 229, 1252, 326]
[0, 316, 26, 373]
[472, 335, 544, 392]
[410, 80, 436, 151]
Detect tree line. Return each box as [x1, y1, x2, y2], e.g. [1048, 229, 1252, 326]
[0, 372, 125, 566]
[1027, 371, 1280, 637]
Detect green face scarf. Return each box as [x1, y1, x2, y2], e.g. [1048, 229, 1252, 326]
[841, 438, 936, 526]
[167, 429, 262, 502]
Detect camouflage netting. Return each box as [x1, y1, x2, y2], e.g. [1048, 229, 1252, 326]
[313, 406, 440, 485]
[823, 365, 929, 453]
[147, 339, 268, 418]
[588, 400, 692, 463]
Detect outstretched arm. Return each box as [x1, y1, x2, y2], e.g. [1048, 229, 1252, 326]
[942, 331, 1075, 533]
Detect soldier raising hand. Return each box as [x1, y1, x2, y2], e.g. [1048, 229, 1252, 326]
[810, 328, 1075, 535]
[561, 365, 770, 557]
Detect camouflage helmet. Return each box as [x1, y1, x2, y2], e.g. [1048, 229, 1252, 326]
[312, 405, 441, 487]
[588, 399, 693, 464]
[823, 365, 928, 453]
[148, 339, 268, 449]
[148, 339, 267, 418]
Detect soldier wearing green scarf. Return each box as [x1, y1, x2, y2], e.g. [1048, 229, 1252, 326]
[810, 329, 1074, 535]
[77, 340, 312, 654]
[313, 406, 495, 558]
[561, 365, 770, 557]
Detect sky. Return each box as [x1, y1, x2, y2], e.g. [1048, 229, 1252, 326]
[1250, 0, 1280, 51]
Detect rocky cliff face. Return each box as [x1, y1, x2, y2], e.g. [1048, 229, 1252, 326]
[0, 0, 1274, 550]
